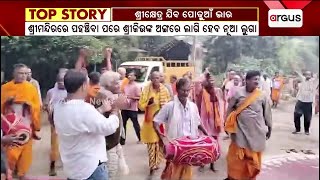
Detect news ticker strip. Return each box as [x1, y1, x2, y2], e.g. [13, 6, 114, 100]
[25, 8, 112, 22]
[25, 7, 258, 22]
[25, 21, 259, 36]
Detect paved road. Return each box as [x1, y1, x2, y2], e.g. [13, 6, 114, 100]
[25, 101, 319, 180]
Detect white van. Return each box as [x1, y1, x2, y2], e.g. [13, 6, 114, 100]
[119, 61, 163, 91]
[119, 56, 195, 91]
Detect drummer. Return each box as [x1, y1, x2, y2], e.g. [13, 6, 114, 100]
[154, 77, 208, 180]
[1, 63, 41, 180]
[43, 72, 67, 176]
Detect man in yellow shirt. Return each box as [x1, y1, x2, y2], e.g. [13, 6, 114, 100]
[139, 71, 170, 177]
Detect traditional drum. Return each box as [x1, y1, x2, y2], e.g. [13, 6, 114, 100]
[1, 112, 31, 145]
[164, 136, 220, 166]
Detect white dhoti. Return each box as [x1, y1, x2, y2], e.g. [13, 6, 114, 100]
[107, 144, 129, 180]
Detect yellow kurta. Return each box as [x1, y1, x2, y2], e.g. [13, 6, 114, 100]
[139, 84, 170, 143]
[1, 80, 41, 177]
[139, 83, 170, 170]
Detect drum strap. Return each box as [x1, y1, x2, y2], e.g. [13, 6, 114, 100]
[1, 113, 23, 132]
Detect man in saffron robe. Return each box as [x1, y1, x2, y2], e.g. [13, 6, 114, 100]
[43, 73, 67, 176]
[139, 71, 171, 176]
[225, 70, 272, 180]
[271, 72, 284, 108]
[154, 78, 208, 180]
[1, 64, 41, 180]
[194, 73, 221, 172]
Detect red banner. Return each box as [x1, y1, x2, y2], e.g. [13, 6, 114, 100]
[0, 0, 319, 36]
[112, 8, 258, 21]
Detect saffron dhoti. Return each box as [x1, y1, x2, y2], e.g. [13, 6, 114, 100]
[6, 140, 33, 177]
[161, 161, 192, 180]
[227, 142, 262, 180]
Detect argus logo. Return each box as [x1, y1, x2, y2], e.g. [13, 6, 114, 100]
[268, 9, 303, 28]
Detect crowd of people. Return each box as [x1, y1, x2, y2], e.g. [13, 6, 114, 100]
[1, 63, 319, 180]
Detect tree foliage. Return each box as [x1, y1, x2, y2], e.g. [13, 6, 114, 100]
[1, 36, 318, 93]
[203, 36, 319, 75]
[1, 36, 172, 92]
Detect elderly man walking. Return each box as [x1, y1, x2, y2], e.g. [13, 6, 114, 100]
[193, 73, 222, 172]
[43, 72, 67, 176]
[99, 71, 130, 179]
[139, 71, 171, 176]
[224, 70, 272, 180]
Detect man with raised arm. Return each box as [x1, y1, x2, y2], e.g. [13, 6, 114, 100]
[292, 70, 319, 135]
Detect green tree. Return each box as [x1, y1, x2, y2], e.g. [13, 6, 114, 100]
[1, 36, 126, 92]
[203, 36, 319, 75]
[203, 36, 242, 74]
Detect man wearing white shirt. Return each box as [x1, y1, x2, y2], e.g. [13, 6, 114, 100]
[153, 78, 208, 180]
[53, 69, 120, 180]
[260, 74, 272, 101]
[292, 71, 319, 135]
[44, 72, 68, 176]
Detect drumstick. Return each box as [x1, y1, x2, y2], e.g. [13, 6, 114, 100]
[1, 114, 10, 125]
[1, 114, 14, 133]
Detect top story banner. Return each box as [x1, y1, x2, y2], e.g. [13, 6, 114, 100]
[0, 0, 319, 36]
